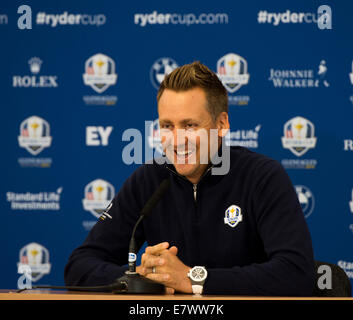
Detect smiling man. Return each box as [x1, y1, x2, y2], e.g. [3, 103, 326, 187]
[65, 62, 316, 296]
[159, 88, 217, 181]
[158, 88, 229, 183]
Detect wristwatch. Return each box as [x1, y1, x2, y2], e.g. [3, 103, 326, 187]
[187, 266, 208, 295]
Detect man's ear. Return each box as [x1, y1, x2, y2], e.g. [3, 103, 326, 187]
[216, 112, 230, 137]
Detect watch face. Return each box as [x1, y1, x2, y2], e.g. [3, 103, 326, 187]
[191, 267, 207, 282]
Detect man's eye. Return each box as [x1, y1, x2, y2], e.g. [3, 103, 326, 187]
[161, 124, 171, 129]
[186, 123, 197, 129]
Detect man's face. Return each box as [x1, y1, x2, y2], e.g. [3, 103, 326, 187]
[158, 87, 226, 184]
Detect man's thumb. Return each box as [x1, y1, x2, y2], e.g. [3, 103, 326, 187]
[169, 246, 178, 256]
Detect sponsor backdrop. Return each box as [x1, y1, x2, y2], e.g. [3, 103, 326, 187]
[1, 0, 353, 292]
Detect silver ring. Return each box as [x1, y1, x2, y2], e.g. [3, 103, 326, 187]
[152, 266, 156, 274]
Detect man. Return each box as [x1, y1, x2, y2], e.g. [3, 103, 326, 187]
[65, 62, 315, 295]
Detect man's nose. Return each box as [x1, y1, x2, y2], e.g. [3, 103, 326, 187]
[173, 128, 187, 148]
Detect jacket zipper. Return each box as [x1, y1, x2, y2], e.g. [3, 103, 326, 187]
[193, 184, 197, 201]
[165, 165, 213, 204]
[165, 165, 212, 266]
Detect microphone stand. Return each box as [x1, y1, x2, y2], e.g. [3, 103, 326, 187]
[25, 215, 165, 294]
[112, 215, 165, 294]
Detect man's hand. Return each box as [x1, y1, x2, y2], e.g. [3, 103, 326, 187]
[136, 242, 192, 294]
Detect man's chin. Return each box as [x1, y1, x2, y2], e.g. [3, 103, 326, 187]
[173, 163, 198, 179]
[165, 152, 206, 181]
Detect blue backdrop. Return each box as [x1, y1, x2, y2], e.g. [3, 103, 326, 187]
[1, 0, 352, 293]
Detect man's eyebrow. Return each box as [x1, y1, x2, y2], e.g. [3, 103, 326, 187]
[159, 118, 199, 125]
[180, 118, 195, 124]
[159, 119, 172, 124]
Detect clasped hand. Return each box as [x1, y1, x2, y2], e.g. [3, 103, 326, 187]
[136, 242, 192, 294]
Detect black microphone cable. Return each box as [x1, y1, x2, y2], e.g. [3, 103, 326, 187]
[16, 281, 127, 293]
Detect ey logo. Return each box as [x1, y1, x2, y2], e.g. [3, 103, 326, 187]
[86, 126, 113, 146]
[17, 5, 32, 30]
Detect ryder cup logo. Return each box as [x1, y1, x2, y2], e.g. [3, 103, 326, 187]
[295, 185, 315, 218]
[83, 53, 117, 93]
[281, 116, 317, 157]
[82, 179, 115, 218]
[224, 205, 243, 228]
[150, 57, 178, 89]
[17, 242, 51, 282]
[217, 53, 250, 93]
[349, 62, 353, 105]
[18, 116, 52, 156]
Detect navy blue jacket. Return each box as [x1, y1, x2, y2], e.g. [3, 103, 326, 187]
[64, 146, 316, 296]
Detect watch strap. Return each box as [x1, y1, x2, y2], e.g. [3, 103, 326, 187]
[191, 284, 204, 295]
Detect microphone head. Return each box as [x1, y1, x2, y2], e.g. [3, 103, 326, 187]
[140, 178, 170, 217]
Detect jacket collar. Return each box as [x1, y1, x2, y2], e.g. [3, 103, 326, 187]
[163, 141, 230, 186]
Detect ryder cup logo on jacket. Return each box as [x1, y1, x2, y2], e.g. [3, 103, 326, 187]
[224, 205, 243, 228]
[217, 53, 250, 93]
[83, 53, 117, 93]
[281, 116, 317, 157]
[150, 57, 178, 90]
[82, 179, 115, 218]
[18, 116, 52, 156]
[17, 242, 51, 282]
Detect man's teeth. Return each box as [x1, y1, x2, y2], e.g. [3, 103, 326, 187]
[176, 150, 193, 156]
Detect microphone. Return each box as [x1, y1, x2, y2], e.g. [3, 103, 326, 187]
[128, 178, 171, 273]
[114, 178, 171, 294]
[21, 178, 171, 294]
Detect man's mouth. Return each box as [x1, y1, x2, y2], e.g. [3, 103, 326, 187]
[174, 148, 196, 163]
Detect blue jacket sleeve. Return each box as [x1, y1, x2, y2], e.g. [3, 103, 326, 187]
[64, 169, 146, 287]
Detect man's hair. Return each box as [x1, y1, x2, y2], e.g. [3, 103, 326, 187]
[157, 61, 228, 121]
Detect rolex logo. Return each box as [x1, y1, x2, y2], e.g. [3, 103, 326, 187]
[13, 57, 58, 88]
[28, 57, 42, 74]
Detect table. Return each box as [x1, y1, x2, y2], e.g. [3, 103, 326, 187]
[1, 290, 352, 319]
[1, 289, 352, 300]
